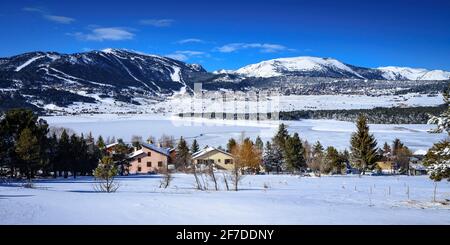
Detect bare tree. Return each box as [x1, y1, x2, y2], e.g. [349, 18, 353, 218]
[159, 169, 173, 189]
[208, 164, 218, 191]
[192, 163, 203, 190]
[223, 172, 230, 191]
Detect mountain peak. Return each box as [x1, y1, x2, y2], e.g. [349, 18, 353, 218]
[234, 56, 364, 78]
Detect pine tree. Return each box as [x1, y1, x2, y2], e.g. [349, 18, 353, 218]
[383, 142, 391, 155]
[392, 138, 404, 156]
[350, 114, 379, 175]
[324, 146, 344, 174]
[58, 130, 71, 178]
[15, 128, 40, 182]
[227, 138, 237, 153]
[175, 137, 191, 169]
[131, 135, 142, 149]
[191, 139, 200, 154]
[255, 136, 264, 152]
[273, 123, 289, 152]
[425, 87, 450, 182]
[70, 134, 81, 179]
[309, 141, 325, 175]
[284, 133, 305, 172]
[93, 156, 119, 192]
[263, 141, 283, 174]
[97, 135, 105, 149]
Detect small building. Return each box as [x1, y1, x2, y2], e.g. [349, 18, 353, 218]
[376, 161, 395, 174]
[128, 143, 170, 174]
[191, 147, 235, 170]
[409, 163, 428, 176]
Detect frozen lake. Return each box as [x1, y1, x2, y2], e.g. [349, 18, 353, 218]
[41, 114, 448, 153]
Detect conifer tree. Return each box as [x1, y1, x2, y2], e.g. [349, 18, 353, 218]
[392, 138, 404, 156]
[263, 141, 283, 174]
[58, 130, 71, 178]
[191, 139, 200, 153]
[15, 128, 40, 182]
[255, 136, 264, 152]
[284, 133, 306, 172]
[425, 87, 450, 182]
[324, 146, 344, 174]
[97, 135, 105, 149]
[93, 156, 119, 193]
[175, 137, 191, 169]
[273, 123, 289, 153]
[227, 138, 237, 153]
[350, 114, 379, 175]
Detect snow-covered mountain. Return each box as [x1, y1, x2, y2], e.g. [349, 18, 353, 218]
[0, 50, 448, 114]
[229, 56, 450, 81]
[377, 66, 450, 81]
[234, 56, 367, 79]
[0, 48, 209, 94]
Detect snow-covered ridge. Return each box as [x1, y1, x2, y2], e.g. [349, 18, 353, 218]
[378, 66, 450, 81]
[234, 56, 363, 78]
[229, 56, 450, 81]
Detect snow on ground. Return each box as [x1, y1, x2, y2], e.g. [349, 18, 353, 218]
[41, 114, 448, 152]
[155, 93, 444, 114]
[0, 174, 448, 224]
[42, 93, 444, 115]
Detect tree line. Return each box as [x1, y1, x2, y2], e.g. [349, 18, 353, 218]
[279, 104, 446, 124]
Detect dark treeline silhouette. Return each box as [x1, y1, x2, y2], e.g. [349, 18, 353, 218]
[280, 104, 446, 124]
[0, 109, 103, 181]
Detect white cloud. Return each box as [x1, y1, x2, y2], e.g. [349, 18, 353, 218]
[70, 27, 135, 41]
[22, 7, 45, 13]
[23, 7, 75, 24]
[216, 43, 290, 53]
[177, 38, 205, 44]
[139, 19, 174, 27]
[166, 50, 208, 61]
[44, 15, 75, 24]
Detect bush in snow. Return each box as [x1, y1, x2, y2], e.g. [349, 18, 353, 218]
[427, 162, 450, 182]
[93, 156, 119, 193]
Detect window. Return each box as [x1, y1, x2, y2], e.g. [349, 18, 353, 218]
[137, 166, 142, 172]
[158, 161, 163, 167]
[138, 158, 141, 163]
[147, 162, 151, 167]
[225, 159, 233, 164]
[218, 159, 221, 163]
[147, 152, 151, 157]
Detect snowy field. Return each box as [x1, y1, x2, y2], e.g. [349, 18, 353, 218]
[42, 114, 448, 153]
[0, 174, 449, 225]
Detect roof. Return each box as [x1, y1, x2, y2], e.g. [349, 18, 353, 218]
[128, 149, 145, 159]
[192, 147, 234, 160]
[410, 163, 427, 171]
[141, 143, 171, 156]
[105, 142, 118, 149]
[413, 149, 427, 156]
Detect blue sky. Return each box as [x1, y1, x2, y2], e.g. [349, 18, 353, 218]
[0, 0, 449, 71]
